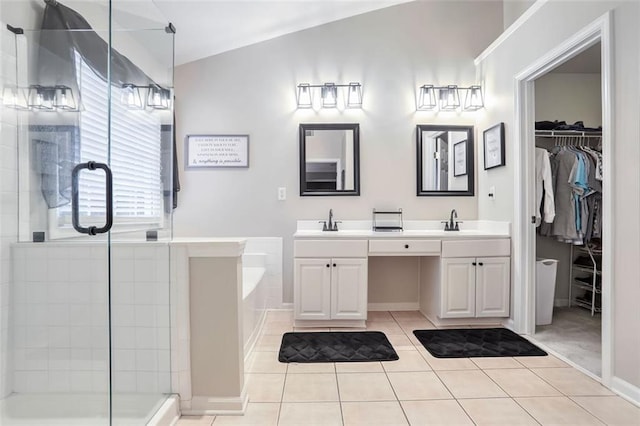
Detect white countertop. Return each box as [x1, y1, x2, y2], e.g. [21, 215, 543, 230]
[294, 220, 510, 239]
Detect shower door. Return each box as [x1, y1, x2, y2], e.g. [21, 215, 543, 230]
[3, 0, 174, 424]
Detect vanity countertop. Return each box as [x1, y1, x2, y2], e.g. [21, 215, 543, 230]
[294, 220, 510, 239]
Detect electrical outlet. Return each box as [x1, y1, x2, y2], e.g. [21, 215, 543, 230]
[277, 187, 286, 201]
[488, 186, 496, 200]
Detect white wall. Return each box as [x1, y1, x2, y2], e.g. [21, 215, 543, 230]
[503, 0, 535, 29]
[174, 1, 504, 304]
[535, 73, 602, 128]
[476, 0, 640, 391]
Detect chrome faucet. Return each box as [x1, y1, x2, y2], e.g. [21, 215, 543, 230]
[319, 209, 340, 231]
[443, 209, 461, 231]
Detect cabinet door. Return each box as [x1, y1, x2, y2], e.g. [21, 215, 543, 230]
[294, 258, 331, 320]
[475, 257, 510, 317]
[441, 258, 476, 318]
[331, 258, 368, 320]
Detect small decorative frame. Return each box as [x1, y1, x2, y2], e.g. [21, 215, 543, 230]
[483, 122, 505, 170]
[453, 140, 467, 177]
[185, 134, 249, 169]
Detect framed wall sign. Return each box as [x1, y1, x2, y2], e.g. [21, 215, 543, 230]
[483, 122, 505, 170]
[453, 140, 467, 177]
[185, 134, 249, 168]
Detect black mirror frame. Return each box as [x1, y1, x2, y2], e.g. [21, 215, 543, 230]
[299, 123, 361, 196]
[416, 124, 475, 197]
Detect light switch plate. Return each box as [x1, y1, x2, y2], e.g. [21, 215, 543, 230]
[277, 187, 286, 200]
[489, 186, 496, 200]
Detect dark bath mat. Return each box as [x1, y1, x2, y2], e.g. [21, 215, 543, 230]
[278, 331, 399, 363]
[413, 328, 547, 358]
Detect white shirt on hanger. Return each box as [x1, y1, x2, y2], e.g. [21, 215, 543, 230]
[535, 147, 555, 226]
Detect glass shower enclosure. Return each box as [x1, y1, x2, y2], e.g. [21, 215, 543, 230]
[0, 0, 174, 424]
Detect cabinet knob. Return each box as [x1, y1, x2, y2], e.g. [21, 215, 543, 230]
[404, 244, 409, 249]
[479, 262, 484, 266]
[333, 263, 337, 267]
[472, 262, 477, 266]
[326, 264, 330, 268]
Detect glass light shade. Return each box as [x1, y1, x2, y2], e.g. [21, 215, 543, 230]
[321, 83, 337, 108]
[53, 86, 78, 110]
[147, 85, 170, 110]
[464, 85, 484, 110]
[417, 85, 436, 110]
[440, 85, 460, 110]
[2, 86, 28, 110]
[28, 85, 54, 110]
[297, 83, 312, 108]
[121, 84, 144, 109]
[346, 82, 362, 108]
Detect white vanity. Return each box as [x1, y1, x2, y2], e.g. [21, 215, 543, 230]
[293, 220, 511, 327]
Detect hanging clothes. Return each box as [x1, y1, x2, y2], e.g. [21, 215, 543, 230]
[535, 147, 555, 226]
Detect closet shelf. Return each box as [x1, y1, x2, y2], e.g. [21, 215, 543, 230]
[573, 298, 602, 313]
[572, 280, 601, 294]
[535, 130, 602, 138]
[572, 264, 601, 275]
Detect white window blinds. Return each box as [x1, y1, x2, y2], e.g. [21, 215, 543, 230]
[56, 53, 163, 230]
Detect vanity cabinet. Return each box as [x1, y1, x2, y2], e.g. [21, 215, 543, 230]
[441, 257, 510, 318]
[294, 240, 368, 324]
[439, 239, 511, 319]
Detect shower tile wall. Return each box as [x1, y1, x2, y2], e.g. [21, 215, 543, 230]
[0, 20, 19, 399]
[244, 238, 283, 309]
[11, 243, 171, 394]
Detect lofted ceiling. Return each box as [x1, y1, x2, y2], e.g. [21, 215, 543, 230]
[149, 0, 416, 65]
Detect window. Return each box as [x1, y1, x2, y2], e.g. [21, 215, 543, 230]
[54, 53, 163, 233]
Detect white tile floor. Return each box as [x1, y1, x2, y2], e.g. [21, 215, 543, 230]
[178, 310, 640, 426]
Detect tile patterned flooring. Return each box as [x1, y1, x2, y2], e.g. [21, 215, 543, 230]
[177, 310, 640, 425]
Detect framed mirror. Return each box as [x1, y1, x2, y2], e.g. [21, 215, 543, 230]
[299, 123, 360, 196]
[417, 124, 474, 196]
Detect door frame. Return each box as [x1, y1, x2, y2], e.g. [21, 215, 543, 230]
[512, 12, 613, 386]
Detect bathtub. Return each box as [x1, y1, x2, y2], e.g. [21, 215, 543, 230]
[242, 253, 268, 354]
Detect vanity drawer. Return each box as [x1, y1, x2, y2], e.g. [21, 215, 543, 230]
[441, 239, 511, 258]
[294, 239, 368, 258]
[368, 239, 441, 256]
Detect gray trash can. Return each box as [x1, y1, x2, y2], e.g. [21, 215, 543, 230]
[536, 258, 559, 326]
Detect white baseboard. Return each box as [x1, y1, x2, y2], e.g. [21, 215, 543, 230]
[368, 302, 419, 311]
[148, 394, 180, 426]
[184, 390, 249, 415]
[611, 376, 640, 407]
[279, 303, 293, 309]
[554, 298, 569, 307]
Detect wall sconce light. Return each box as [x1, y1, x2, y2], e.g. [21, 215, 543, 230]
[121, 83, 171, 110]
[2, 84, 78, 111]
[297, 83, 313, 108]
[321, 83, 338, 108]
[2, 85, 29, 110]
[440, 85, 460, 110]
[418, 85, 436, 110]
[122, 84, 144, 110]
[417, 84, 484, 112]
[464, 85, 484, 111]
[296, 82, 363, 109]
[346, 82, 362, 108]
[53, 86, 78, 110]
[147, 84, 171, 110]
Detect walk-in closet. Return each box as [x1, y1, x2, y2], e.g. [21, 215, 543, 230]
[532, 43, 603, 377]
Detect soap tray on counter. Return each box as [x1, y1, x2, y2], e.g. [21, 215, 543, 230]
[372, 208, 403, 232]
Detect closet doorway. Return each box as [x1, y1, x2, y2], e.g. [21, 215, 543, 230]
[532, 43, 603, 377]
[513, 12, 613, 386]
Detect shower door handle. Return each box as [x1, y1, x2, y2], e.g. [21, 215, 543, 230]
[72, 161, 113, 235]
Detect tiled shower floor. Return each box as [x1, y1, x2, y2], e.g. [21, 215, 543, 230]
[178, 310, 639, 425]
